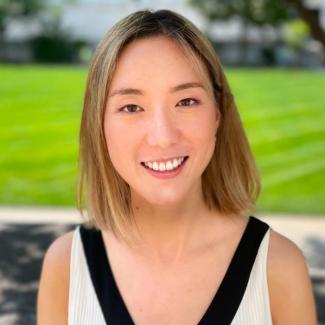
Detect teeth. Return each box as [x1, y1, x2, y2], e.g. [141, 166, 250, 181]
[144, 157, 186, 171]
[166, 161, 173, 171]
[152, 162, 158, 170]
[159, 162, 166, 172]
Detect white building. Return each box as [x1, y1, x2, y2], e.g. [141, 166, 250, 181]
[3, 0, 324, 65]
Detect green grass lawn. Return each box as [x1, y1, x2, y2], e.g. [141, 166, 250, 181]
[1, 65, 324, 215]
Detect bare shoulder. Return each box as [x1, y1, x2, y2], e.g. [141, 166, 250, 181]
[37, 229, 75, 325]
[267, 228, 317, 325]
[42, 230, 74, 266]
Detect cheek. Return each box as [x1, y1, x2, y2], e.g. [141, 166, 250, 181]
[191, 110, 218, 164]
[104, 120, 131, 170]
[104, 119, 142, 185]
[190, 110, 218, 144]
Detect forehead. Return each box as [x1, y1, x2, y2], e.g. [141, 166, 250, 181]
[110, 36, 211, 90]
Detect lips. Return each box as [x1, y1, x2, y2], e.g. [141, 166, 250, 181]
[141, 156, 189, 172]
[141, 156, 188, 164]
[141, 156, 188, 179]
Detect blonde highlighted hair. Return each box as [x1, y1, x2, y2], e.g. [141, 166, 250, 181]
[77, 9, 261, 243]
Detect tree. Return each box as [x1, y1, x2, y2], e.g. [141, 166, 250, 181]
[285, 0, 325, 48]
[0, 0, 44, 39]
[188, 0, 298, 64]
[0, 0, 82, 62]
[188, 0, 325, 50]
[188, 0, 296, 26]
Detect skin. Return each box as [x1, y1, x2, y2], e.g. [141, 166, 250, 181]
[104, 35, 221, 259]
[37, 36, 317, 324]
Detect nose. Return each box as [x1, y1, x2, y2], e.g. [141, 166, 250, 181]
[145, 107, 180, 148]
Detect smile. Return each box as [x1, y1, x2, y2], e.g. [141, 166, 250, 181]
[141, 156, 188, 172]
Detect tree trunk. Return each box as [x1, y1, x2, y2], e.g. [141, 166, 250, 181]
[285, 0, 325, 48]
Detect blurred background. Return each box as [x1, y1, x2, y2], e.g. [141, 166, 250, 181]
[0, 0, 324, 324]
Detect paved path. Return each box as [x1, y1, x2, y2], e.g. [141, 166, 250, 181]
[0, 207, 324, 324]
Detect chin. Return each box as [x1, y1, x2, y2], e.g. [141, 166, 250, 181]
[148, 197, 183, 207]
[135, 189, 188, 207]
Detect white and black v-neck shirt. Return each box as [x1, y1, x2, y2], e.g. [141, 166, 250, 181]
[68, 216, 273, 325]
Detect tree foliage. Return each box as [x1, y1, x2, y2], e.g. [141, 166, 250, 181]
[285, 0, 325, 47]
[0, 0, 44, 33]
[188, 0, 325, 48]
[188, 0, 297, 26]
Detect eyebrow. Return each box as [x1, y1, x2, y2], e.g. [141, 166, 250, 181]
[108, 82, 205, 98]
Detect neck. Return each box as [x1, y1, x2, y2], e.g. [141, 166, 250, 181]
[128, 189, 221, 264]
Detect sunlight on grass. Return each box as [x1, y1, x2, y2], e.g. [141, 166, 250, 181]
[1, 65, 324, 214]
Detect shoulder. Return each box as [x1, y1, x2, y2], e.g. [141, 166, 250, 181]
[267, 228, 317, 324]
[37, 228, 76, 324]
[43, 229, 75, 266]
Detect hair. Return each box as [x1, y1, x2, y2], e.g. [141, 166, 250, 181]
[77, 9, 261, 244]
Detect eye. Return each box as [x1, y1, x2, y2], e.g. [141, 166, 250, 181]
[119, 104, 142, 113]
[176, 98, 200, 107]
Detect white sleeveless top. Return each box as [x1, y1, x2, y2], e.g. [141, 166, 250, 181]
[68, 219, 273, 324]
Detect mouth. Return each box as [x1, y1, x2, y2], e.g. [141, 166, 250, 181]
[140, 156, 189, 172]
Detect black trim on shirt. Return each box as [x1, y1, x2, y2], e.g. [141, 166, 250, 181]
[80, 216, 269, 325]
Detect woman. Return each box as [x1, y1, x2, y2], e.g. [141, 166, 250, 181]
[37, 9, 317, 325]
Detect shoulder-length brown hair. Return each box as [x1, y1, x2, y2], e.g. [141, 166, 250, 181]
[77, 9, 261, 243]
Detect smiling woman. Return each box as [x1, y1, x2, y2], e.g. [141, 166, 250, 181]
[104, 35, 221, 214]
[37, 9, 317, 325]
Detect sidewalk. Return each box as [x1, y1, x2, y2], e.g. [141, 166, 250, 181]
[0, 207, 324, 324]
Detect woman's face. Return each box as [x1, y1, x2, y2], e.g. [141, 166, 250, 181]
[104, 36, 220, 207]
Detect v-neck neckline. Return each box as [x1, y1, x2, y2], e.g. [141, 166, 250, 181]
[81, 215, 269, 325]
